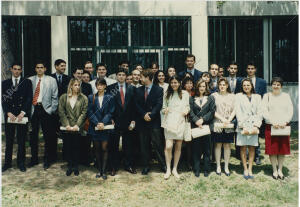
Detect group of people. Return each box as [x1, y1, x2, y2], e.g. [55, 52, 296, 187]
[2, 54, 293, 181]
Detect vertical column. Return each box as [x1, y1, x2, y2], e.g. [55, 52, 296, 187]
[51, 16, 68, 74]
[263, 18, 270, 83]
[191, 15, 209, 72]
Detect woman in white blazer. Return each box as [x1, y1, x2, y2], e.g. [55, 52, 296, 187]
[235, 78, 263, 179]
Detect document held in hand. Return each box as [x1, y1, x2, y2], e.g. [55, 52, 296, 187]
[7, 117, 28, 124]
[95, 125, 114, 130]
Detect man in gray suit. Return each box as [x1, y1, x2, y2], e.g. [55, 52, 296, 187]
[28, 61, 58, 170]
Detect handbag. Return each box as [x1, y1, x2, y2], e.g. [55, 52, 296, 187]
[84, 94, 95, 131]
[183, 117, 192, 142]
[191, 125, 211, 138]
[271, 126, 291, 136]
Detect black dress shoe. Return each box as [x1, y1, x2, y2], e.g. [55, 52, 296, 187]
[110, 169, 116, 176]
[141, 168, 150, 175]
[194, 171, 200, 177]
[225, 172, 231, 177]
[96, 172, 102, 178]
[161, 165, 167, 173]
[66, 169, 73, 176]
[125, 167, 137, 174]
[204, 171, 209, 177]
[74, 169, 79, 176]
[43, 162, 50, 170]
[28, 161, 38, 168]
[255, 157, 261, 165]
[278, 175, 285, 180]
[2, 164, 12, 172]
[18, 165, 26, 172]
[102, 173, 107, 180]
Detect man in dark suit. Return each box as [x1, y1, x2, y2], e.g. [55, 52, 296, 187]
[178, 54, 202, 83]
[2, 63, 33, 172]
[135, 69, 166, 175]
[28, 61, 58, 170]
[107, 68, 137, 176]
[72, 68, 93, 166]
[84, 61, 96, 80]
[51, 59, 71, 162]
[209, 63, 219, 93]
[246, 62, 267, 165]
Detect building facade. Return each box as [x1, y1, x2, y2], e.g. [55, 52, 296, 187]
[1, 1, 298, 120]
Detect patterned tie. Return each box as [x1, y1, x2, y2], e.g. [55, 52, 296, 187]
[144, 87, 148, 101]
[120, 85, 125, 107]
[32, 79, 41, 105]
[230, 78, 235, 93]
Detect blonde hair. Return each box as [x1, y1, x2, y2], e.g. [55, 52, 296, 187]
[67, 78, 81, 97]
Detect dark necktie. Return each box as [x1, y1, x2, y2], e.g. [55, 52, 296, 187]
[144, 87, 148, 101]
[15, 78, 18, 87]
[120, 85, 125, 107]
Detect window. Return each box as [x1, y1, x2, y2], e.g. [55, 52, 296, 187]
[68, 17, 191, 75]
[2, 16, 51, 78]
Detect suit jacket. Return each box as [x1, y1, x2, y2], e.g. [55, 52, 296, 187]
[178, 69, 202, 83]
[87, 94, 115, 136]
[189, 95, 216, 130]
[58, 93, 88, 131]
[226, 76, 242, 94]
[106, 82, 136, 130]
[235, 93, 263, 131]
[81, 82, 93, 97]
[50, 73, 71, 98]
[2, 77, 33, 121]
[135, 84, 163, 129]
[28, 75, 58, 116]
[254, 77, 267, 97]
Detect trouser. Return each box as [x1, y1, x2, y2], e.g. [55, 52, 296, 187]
[51, 113, 60, 161]
[109, 129, 134, 169]
[4, 122, 27, 166]
[79, 134, 92, 165]
[255, 121, 265, 159]
[64, 132, 80, 169]
[30, 105, 57, 163]
[192, 134, 211, 172]
[139, 128, 165, 169]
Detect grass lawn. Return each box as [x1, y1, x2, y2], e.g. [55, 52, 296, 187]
[2, 131, 298, 207]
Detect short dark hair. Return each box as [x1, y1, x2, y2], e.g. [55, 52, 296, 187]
[229, 61, 238, 67]
[241, 78, 256, 95]
[54, 59, 66, 66]
[11, 62, 22, 68]
[183, 72, 194, 82]
[72, 67, 83, 75]
[82, 71, 91, 79]
[84, 61, 93, 67]
[217, 77, 231, 93]
[209, 63, 219, 70]
[186, 54, 196, 61]
[119, 60, 129, 66]
[116, 67, 128, 76]
[95, 78, 107, 87]
[35, 60, 46, 68]
[150, 61, 158, 69]
[271, 77, 284, 87]
[141, 68, 154, 81]
[247, 61, 256, 68]
[96, 63, 107, 70]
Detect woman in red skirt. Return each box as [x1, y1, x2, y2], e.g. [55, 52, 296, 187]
[262, 77, 293, 180]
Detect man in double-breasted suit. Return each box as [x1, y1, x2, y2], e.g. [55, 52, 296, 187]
[107, 68, 137, 176]
[135, 69, 166, 175]
[246, 62, 267, 165]
[2, 63, 33, 172]
[178, 54, 202, 83]
[28, 61, 58, 170]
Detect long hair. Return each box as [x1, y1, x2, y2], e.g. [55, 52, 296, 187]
[217, 77, 231, 93]
[166, 76, 182, 100]
[195, 79, 211, 97]
[241, 78, 256, 95]
[67, 78, 81, 97]
[201, 72, 213, 91]
[153, 70, 166, 85]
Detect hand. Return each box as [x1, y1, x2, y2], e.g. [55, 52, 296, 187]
[223, 119, 230, 124]
[251, 127, 259, 134]
[144, 113, 151, 122]
[16, 112, 25, 122]
[163, 108, 169, 115]
[112, 120, 115, 125]
[7, 112, 16, 122]
[242, 129, 249, 135]
[97, 123, 104, 130]
[279, 123, 287, 129]
[196, 119, 203, 127]
[128, 121, 135, 130]
[73, 125, 79, 131]
[66, 125, 72, 131]
[272, 124, 280, 129]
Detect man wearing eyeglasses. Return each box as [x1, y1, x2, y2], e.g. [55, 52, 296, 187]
[2, 63, 33, 172]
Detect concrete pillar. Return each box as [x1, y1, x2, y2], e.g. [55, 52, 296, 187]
[191, 15, 208, 72]
[51, 16, 68, 74]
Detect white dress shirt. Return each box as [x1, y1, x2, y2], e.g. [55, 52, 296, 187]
[98, 95, 104, 108]
[248, 76, 256, 88]
[12, 76, 20, 87]
[118, 82, 126, 96]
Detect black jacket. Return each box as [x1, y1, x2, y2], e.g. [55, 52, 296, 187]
[2, 77, 33, 121]
[51, 73, 71, 98]
[81, 82, 93, 97]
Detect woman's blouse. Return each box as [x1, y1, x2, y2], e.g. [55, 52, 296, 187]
[159, 83, 169, 94]
[262, 92, 293, 125]
[98, 95, 104, 108]
[69, 96, 77, 109]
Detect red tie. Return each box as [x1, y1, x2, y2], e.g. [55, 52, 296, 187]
[32, 79, 41, 105]
[120, 85, 125, 107]
[144, 87, 148, 101]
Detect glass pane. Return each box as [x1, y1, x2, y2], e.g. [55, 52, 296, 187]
[163, 18, 189, 47]
[99, 19, 128, 46]
[70, 18, 96, 46]
[165, 51, 189, 73]
[131, 19, 160, 46]
[70, 51, 94, 75]
[100, 53, 128, 75]
[208, 18, 234, 70]
[272, 17, 298, 82]
[23, 18, 51, 77]
[131, 52, 159, 69]
[236, 19, 263, 78]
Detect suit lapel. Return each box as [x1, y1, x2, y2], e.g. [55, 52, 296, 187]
[145, 85, 155, 104]
[123, 83, 130, 108]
